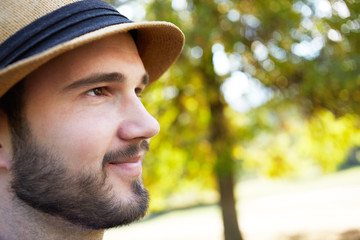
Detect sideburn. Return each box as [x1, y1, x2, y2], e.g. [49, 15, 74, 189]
[0, 80, 26, 132]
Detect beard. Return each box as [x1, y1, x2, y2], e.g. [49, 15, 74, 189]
[9, 120, 150, 230]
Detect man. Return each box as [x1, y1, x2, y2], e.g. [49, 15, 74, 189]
[0, 0, 184, 239]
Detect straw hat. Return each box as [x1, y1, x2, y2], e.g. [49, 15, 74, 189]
[0, 0, 185, 97]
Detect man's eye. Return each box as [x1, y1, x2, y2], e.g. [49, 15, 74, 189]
[86, 88, 104, 96]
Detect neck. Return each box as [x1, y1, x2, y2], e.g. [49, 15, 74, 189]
[0, 179, 104, 240]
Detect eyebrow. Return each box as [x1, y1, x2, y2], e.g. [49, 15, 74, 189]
[64, 72, 149, 91]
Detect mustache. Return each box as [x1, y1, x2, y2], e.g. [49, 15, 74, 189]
[102, 140, 149, 167]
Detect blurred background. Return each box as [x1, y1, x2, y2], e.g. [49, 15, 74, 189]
[104, 0, 360, 239]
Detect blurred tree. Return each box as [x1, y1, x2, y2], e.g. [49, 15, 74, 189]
[144, 1, 247, 239]
[107, 0, 360, 239]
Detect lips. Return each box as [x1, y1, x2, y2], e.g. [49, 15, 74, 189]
[103, 141, 149, 179]
[107, 155, 143, 178]
[109, 155, 141, 164]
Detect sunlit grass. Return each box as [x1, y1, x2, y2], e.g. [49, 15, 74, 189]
[104, 167, 360, 240]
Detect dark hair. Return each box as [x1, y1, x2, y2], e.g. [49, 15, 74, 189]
[129, 29, 138, 43]
[0, 81, 25, 129]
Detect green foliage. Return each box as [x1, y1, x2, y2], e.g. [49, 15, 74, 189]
[240, 106, 360, 178]
[108, 0, 360, 212]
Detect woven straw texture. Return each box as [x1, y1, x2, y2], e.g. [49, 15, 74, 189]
[0, 0, 79, 42]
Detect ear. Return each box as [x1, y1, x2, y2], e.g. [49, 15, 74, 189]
[0, 110, 11, 170]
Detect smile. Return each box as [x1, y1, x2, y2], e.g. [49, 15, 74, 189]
[107, 156, 143, 178]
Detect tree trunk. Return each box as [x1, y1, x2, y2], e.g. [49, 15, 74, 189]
[209, 94, 244, 240]
[217, 173, 243, 240]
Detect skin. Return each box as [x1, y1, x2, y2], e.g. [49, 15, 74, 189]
[0, 32, 160, 240]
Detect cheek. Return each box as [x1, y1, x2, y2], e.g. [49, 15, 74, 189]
[29, 106, 118, 169]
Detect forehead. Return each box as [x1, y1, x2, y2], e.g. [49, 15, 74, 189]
[24, 32, 145, 92]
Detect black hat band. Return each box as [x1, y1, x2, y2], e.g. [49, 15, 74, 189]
[0, 0, 132, 69]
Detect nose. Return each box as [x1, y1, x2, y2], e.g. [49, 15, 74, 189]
[117, 98, 160, 140]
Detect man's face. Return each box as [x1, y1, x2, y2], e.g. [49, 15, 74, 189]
[8, 33, 160, 229]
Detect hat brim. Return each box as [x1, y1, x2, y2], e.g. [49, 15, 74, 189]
[0, 21, 184, 97]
